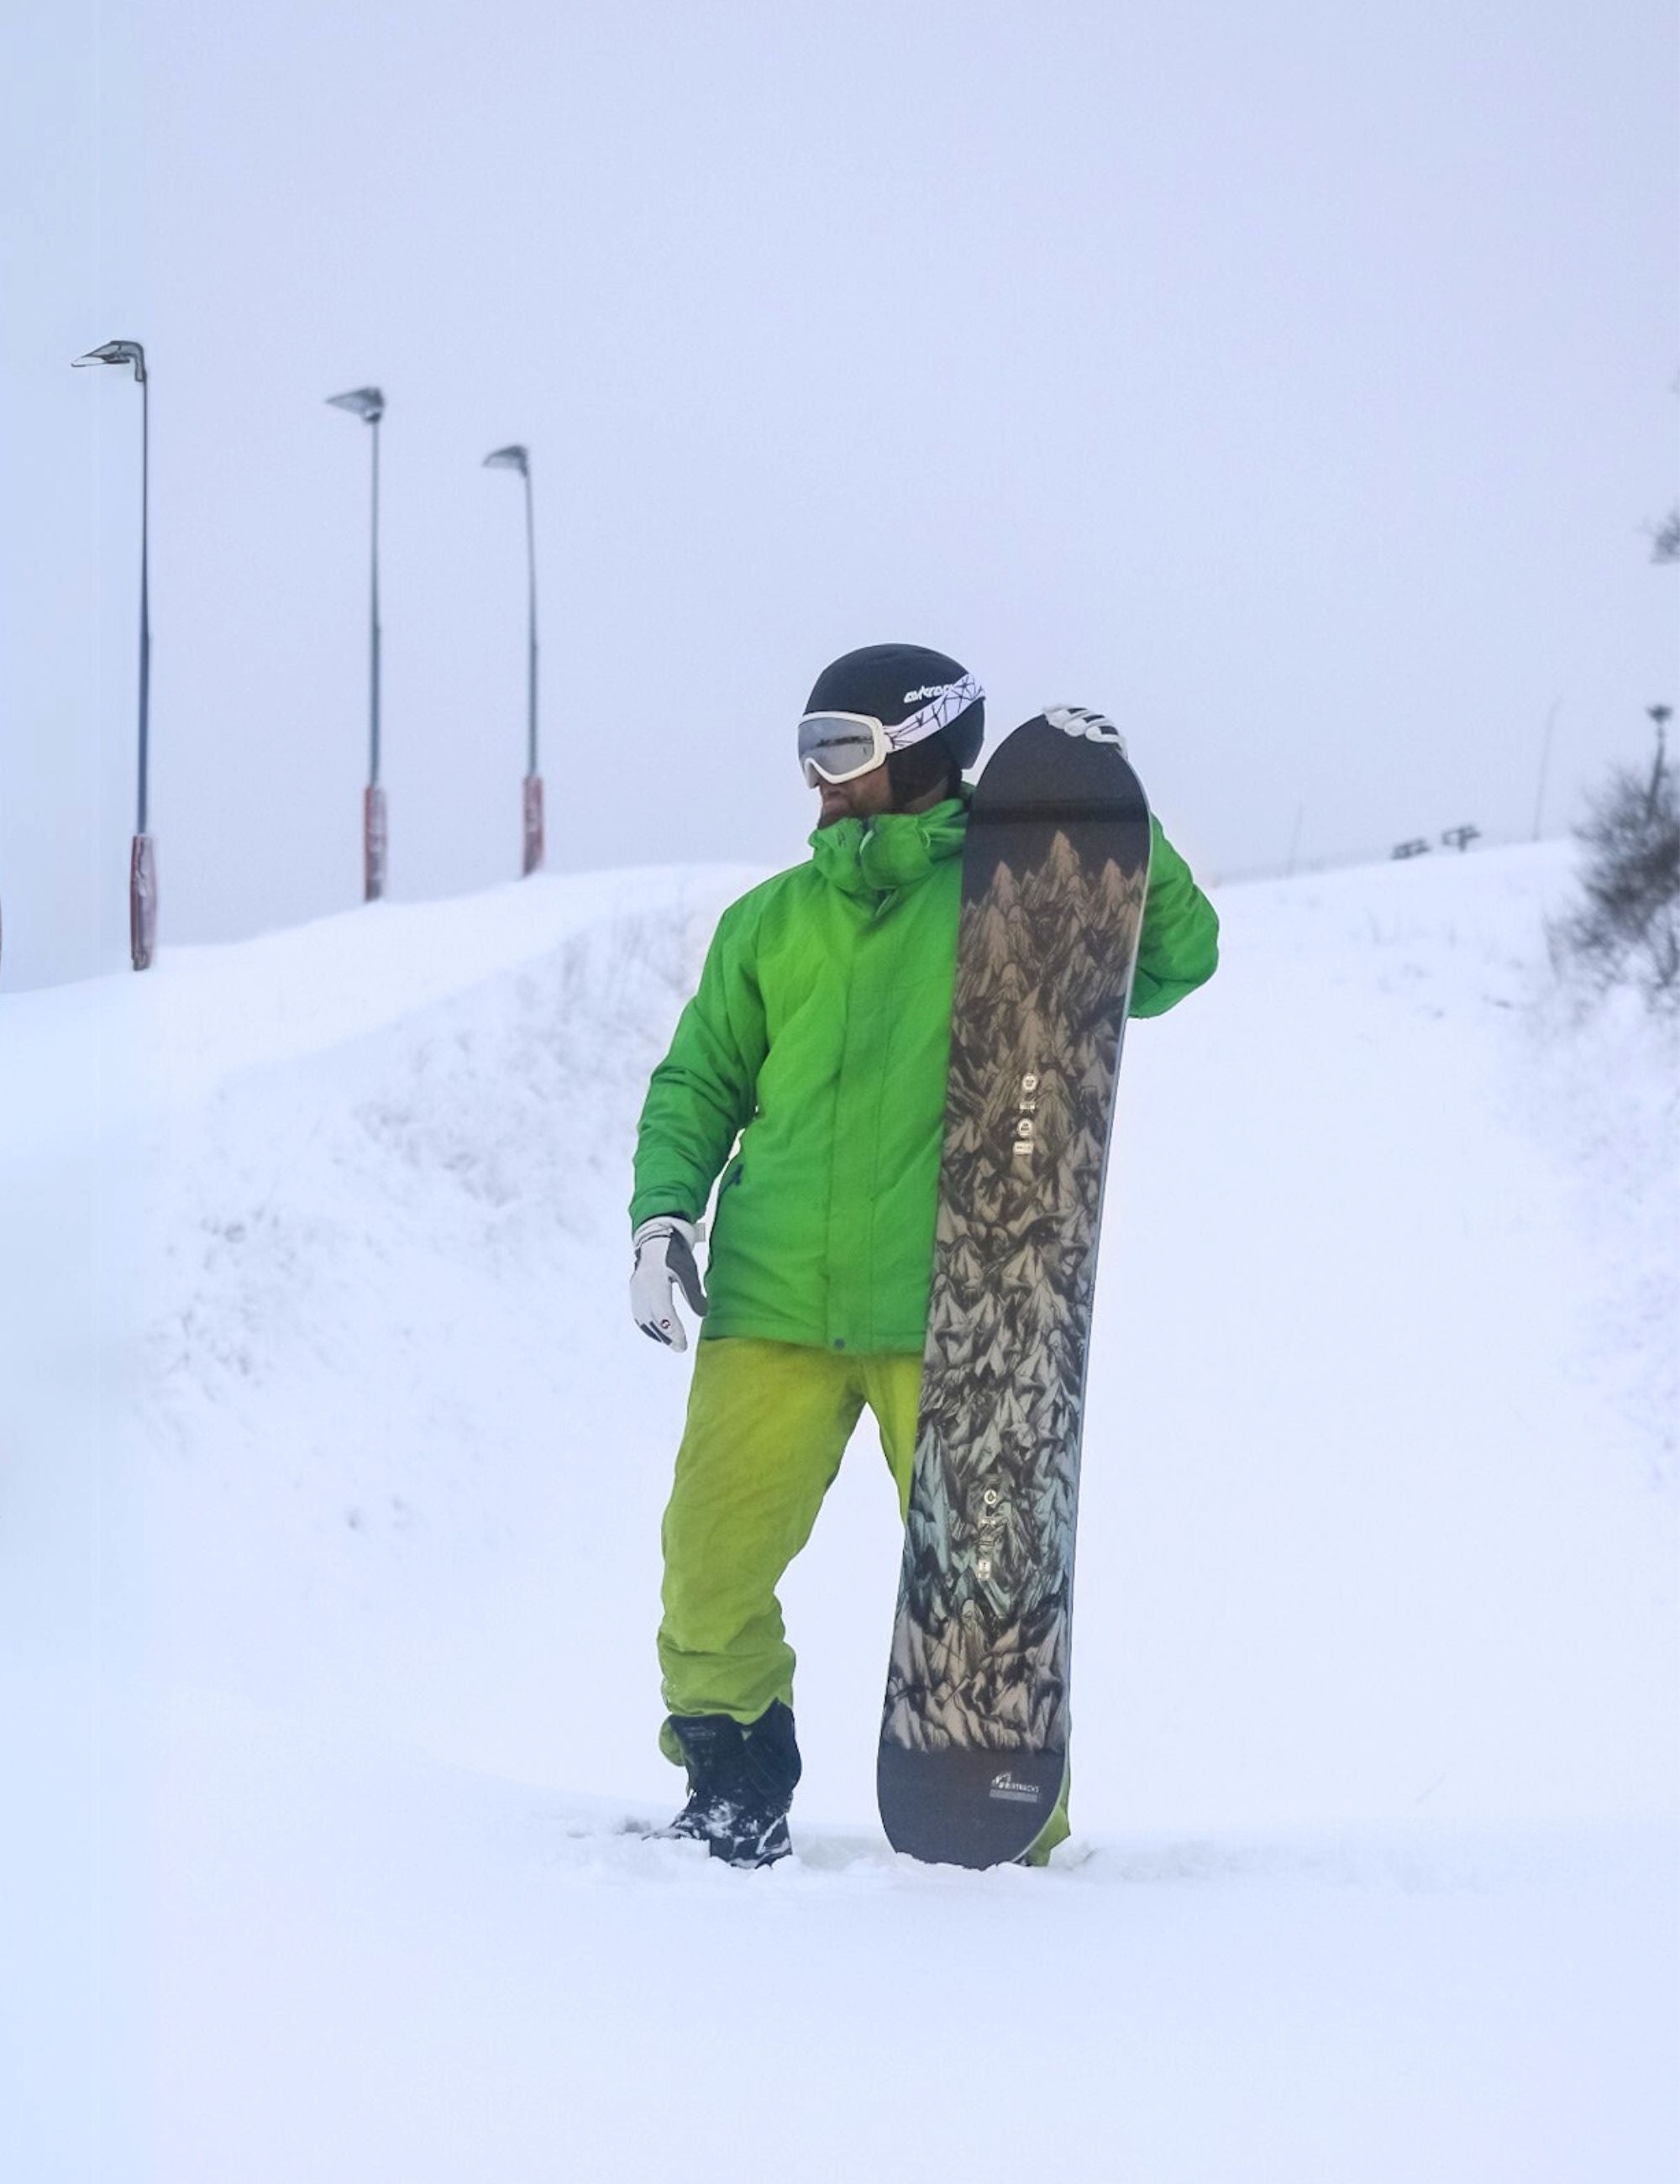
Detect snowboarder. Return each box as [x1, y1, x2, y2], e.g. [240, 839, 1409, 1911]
[629, 644, 1218, 1866]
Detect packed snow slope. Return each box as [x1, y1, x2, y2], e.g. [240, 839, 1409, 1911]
[3, 841, 1676, 2183]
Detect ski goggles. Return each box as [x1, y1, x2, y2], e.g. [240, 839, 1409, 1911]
[797, 675, 984, 786]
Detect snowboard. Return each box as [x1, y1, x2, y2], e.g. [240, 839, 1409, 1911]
[877, 711, 1152, 1867]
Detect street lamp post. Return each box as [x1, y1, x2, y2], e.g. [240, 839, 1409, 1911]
[71, 338, 155, 969]
[327, 386, 387, 900]
[483, 444, 543, 875]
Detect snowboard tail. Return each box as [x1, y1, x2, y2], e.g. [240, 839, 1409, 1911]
[876, 1746, 1068, 1867]
[877, 714, 1152, 1866]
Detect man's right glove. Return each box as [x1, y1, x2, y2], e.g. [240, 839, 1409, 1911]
[630, 1215, 710, 1351]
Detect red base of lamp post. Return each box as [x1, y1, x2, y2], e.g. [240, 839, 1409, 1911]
[364, 785, 388, 901]
[130, 832, 158, 970]
[522, 774, 545, 876]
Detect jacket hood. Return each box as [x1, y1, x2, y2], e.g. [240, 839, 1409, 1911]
[807, 793, 969, 902]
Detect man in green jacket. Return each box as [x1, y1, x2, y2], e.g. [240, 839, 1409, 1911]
[630, 644, 1218, 1866]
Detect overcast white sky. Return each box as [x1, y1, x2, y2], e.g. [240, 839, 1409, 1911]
[3, 0, 1675, 988]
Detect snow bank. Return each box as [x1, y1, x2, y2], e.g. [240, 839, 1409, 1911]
[3, 843, 1674, 2181]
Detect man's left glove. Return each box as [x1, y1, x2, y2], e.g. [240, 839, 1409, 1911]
[1044, 704, 1128, 756]
[630, 1215, 710, 1351]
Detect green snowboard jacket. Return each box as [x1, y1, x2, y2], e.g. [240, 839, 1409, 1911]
[631, 792, 1218, 1354]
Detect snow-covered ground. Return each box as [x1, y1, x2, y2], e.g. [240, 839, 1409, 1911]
[3, 841, 1676, 2181]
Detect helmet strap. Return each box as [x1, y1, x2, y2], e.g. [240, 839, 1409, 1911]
[885, 731, 958, 809]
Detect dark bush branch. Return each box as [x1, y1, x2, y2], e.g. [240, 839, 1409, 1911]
[1551, 713, 1680, 1013]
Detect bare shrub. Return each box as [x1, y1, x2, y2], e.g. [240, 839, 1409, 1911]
[1552, 721, 1680, 1012]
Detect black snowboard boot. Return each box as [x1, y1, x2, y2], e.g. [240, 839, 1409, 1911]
[662, 1701, 801, 1868]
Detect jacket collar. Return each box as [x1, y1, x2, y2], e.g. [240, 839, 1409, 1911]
[807, 792, 969, 901]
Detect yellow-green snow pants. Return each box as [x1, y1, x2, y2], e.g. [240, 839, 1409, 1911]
[657, 1336, 1070, 1862]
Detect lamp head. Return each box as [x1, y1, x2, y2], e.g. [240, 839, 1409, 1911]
[326, 386, 385, 423]
[483, 444, 529, 476]
[71, 339, 147, 383]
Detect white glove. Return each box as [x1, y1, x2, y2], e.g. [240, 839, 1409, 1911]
[630, 1215, 710, 1351]
[1045, 704, 1127, 756]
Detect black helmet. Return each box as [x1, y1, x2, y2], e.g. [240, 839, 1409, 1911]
[803, 643, 986, 787]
